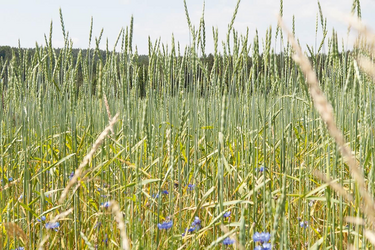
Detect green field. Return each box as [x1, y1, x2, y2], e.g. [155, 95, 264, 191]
[1, 0, 375, 249]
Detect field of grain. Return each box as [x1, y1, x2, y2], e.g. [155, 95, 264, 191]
[1, 0, 375, 249]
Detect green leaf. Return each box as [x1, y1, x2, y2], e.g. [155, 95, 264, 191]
[310, 237, 323, 250]
[31, 153, 76, 180]
[18, 202, 39, 218]
[139, 178, 160, 186]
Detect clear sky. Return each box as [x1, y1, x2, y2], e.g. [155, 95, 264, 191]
[1, 0, 375, 55]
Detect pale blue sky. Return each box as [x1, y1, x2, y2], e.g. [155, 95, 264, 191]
[1, 0, 375, 54]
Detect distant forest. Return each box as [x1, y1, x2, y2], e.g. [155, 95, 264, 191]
[0, 45, 150, 67]
[0, 45, 348, 98]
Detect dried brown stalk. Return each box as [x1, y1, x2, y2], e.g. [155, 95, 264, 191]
[3, 222, 27, 243]
[58, 113, 119, 204]
[103, 93, 114, 135]
[277, 15, 375, 224]
[219, 225, 245, 250]
[313, 170, 353, 202]
[109, 200, 130, 250]
[38, 208, 74, 250]
[341, 15, 375, 81]
[357, 56, 375, 80]
[365, 230, 375, 246]
[345, 216, 365, 226]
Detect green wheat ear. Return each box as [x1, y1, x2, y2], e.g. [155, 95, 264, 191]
[88, 16, 93, 48]
[59, 8, 66, 41]
[129, 15, 134, 53]
[183, 0, 194, 41]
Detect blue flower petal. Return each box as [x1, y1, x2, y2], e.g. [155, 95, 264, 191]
[263, 242, 272, 250]
[193, 216, 201, 225]
[260, 232, 271, 242]
[222, 237, 235, 245]
[253, 232, 261, 242]
[45, 222, 60, 230]
[223, 211, 231, 218]
[158, 220, 173, 230]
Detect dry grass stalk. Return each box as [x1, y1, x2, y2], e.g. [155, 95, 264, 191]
[109, 200, 130, 250]
[38, 208, 74, 250]
[345, 216, 365, 226]
[343, 15, 375, 48]
[348, 245, 358, 250]
[219, 225, 244, 250]
[277, 15, 375, 224]
[58, 113, 119, 204]
[3, 222, 27, 243]
[364, 230, 375, 246]
[313, 170, 353, 202]
[50, 207, 74, 223]
[357, 56, 375, 80]
[103, 93, 114, 135]
[0, 178, 20, 191]
[38, 235, 50, 250]
[342, 15, 375, 79]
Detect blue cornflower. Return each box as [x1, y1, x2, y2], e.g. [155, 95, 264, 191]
[37, 215, 46, 222]
[158, 220, 173, 230]
[193, 216, 201, 225]
[255, 166, 266, 172]
[162, 190, 169, 195]
[43, 194, 50, 204]
[223, 211, 231, 218]
[260, 232, 271, 242]
[12, 247, 25, 250]
[188, 184, 195, 190]
[262, 243, 272, 250]
[8, 177, 13, 182]
[103, 234, 108, 245]
[69, 171, 74, 180]
[188, 226, 196, 233]
[182, 217, 201, 236]
[182, 226, 197, 236]
[101, 201, 111, 208]
[222, 237, 235, 245]
[254, 246, 263, 250]
[300, 221, 308, 228]
[253, 232, 261, 242]
[152, 193, 160, 199]
[253, 232, 270, 243]
[18, 194, 23, 201]
[45, 222, 60, 231]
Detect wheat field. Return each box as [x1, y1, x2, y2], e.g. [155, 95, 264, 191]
[1, 0, 375, 249]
